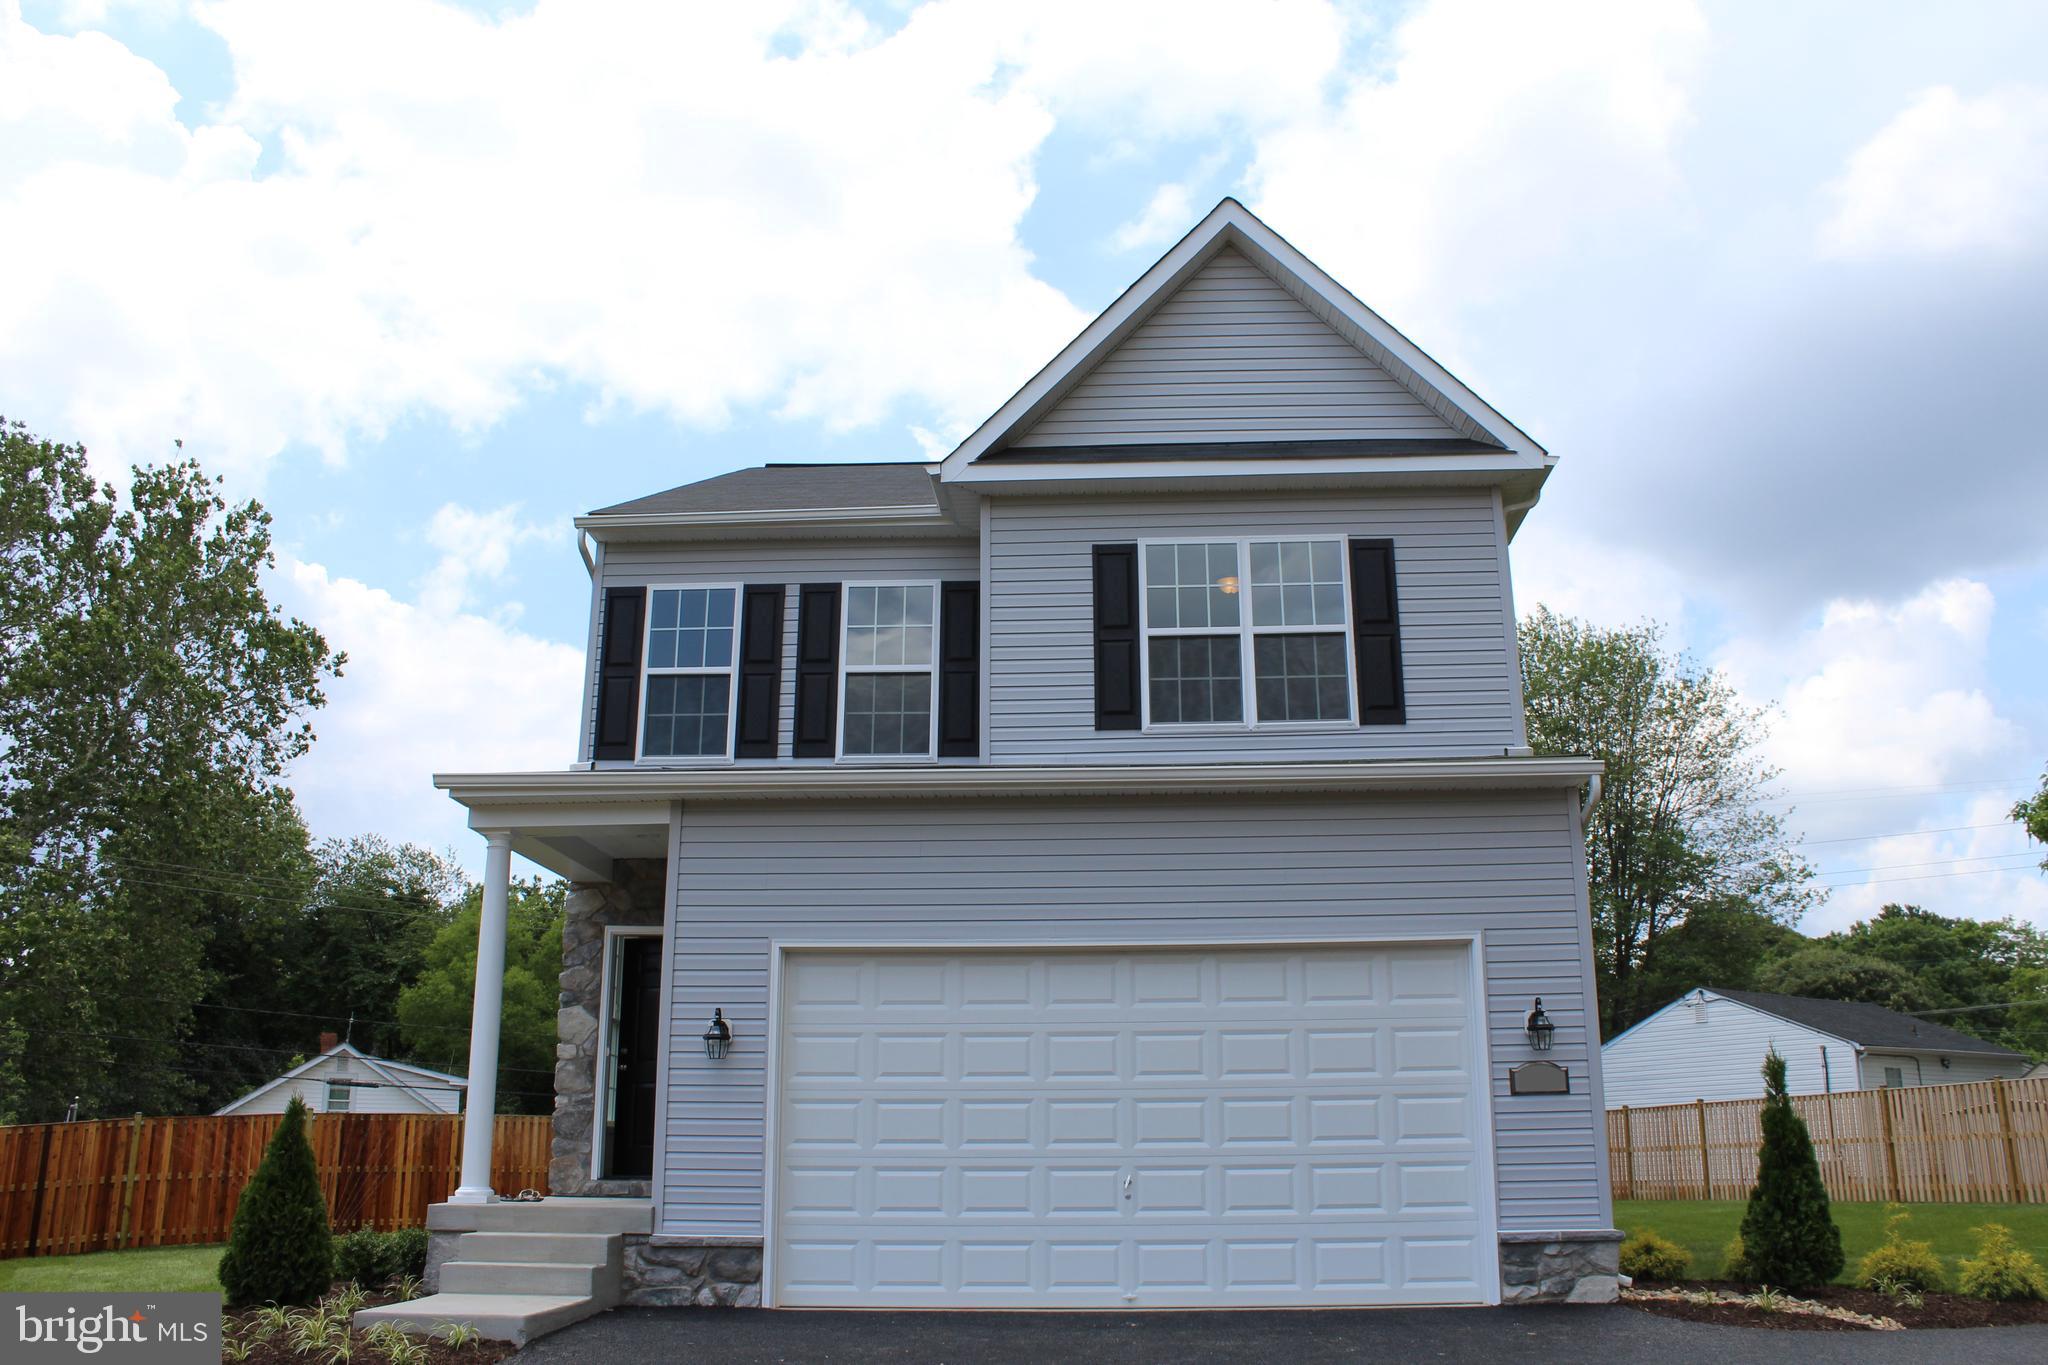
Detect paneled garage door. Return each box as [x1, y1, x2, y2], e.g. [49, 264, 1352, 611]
[771, 943, 1492, 1308]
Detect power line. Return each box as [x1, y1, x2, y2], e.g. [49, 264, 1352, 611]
[1813, 850, 2041, 879]
[1798, 822, 2017, 846]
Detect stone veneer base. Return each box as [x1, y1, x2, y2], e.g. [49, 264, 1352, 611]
[1497, 1229, 1624, 1303]
[551, 863, 665, 1198]
[621, 1235, 764, 1308]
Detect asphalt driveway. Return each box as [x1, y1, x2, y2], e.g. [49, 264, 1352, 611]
[514, 1305, 2048, 1364]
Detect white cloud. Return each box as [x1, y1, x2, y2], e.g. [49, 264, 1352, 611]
[1111, 182, 1197, 254]
[1719, 579, 2026, 841]
[1247, 0, 1706, 335]
[416, 501, 559, 617]
[0, 0, 1356, 481]
[1805, 794, 2048, 933]
[1819, 85, 2048, 260]
[1507, 522, 1690, 641]
[278, 553, 585, 865]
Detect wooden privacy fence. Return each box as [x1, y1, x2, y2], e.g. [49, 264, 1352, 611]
[0, 1113, 551, 1259]
[1610, 1075, 2048, 1203]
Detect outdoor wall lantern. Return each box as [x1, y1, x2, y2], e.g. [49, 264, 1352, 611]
[702, 1009, 733, 1060]
[1525, 998, 1555, 1052]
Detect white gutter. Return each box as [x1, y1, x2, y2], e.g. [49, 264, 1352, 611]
[1582, 772, 1604, 822]
[435, 756, 1604, 809]
[573, 504, 944, 532]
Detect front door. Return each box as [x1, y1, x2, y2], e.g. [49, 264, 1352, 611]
[606, 935, 662, 1180]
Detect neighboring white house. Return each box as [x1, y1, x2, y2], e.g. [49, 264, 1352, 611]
[1602, 988, 2030, 1109]
[215, 1034, 465, 1116]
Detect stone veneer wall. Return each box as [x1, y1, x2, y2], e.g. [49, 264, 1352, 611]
[621, 1237, 764, 1307]
[550, 859, 666, 1197]
[1498, 1229, 1623, 1303]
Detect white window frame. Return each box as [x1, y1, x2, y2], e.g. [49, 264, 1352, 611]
[324, 1078, 353, 1113]
[835, 579, 941, 763]
[635, 582, 742, 764]
[1136, 535, 1359, 732]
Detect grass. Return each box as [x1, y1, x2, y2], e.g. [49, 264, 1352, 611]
[1615, 1200, 2048, 1284]
[0, 1244, 225, 1295]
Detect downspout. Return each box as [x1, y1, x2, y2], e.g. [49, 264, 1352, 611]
[1821, 1045, 1832, 1094]
[1581, 773, 1603, 823]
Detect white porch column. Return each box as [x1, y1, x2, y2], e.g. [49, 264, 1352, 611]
[450, 829, 514, 1204]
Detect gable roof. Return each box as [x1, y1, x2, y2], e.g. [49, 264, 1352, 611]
[1710, 989, 2024, 1059]
[212, 1042, 467, 1116]
[585, 462, 937, 519]
[940, 198, 1549, 487]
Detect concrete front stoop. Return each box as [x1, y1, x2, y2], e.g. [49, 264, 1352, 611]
[355, 1198, 654, 1347]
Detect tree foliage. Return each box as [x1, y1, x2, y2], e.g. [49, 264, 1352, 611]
[1738, 1049, 1844, 1288]
[0, 419, 342, 1120]
[2018, 766, 2048, 870]
[218, 1097, 335, 1306]
[397, 877, 565, 1114]
[1519, 607, 1816, 1033]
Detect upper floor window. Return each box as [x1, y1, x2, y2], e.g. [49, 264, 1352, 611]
[640, 586, 738, 758]
[840, 583, 937, 758]
[1140, 538, 1354, 728]
[325, 1079, 352, 1113]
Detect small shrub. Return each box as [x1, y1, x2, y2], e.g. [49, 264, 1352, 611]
[1958, 1223, 2048, 1302]
[334, 1226, 431, 1287]
[218, 1097, 334, 1307]
[1749, 1285, 1788, 1313]
[1738, 1049, 1844, 1287]
[1619, 1228, 1694, 1281]
[1856, 1206, 1946, 1293]
[1722, 1232, 1756, 1282]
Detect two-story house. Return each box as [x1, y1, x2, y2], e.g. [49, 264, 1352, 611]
[367, 199, 1615, 1343]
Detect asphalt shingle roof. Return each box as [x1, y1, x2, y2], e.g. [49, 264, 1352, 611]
[588, 463, 937, 518]
[1713, 989, 2025, 1058]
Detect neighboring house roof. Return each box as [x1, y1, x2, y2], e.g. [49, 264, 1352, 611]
[586, 462, 937, 518]
[213, 1042, 467, 1116]
[1705, 989, 2026, 1060]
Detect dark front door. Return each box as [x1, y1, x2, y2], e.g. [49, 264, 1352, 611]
[607, 936, 662, 1180]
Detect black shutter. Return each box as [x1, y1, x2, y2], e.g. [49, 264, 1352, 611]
[1093, 544, 1141, 731]
[792, 583, 841, 758]
[593, 586, 646, 760]
[938, 580, 980, 758]
[1349, 538, 1406, 725]
[733, 584, 786, 759]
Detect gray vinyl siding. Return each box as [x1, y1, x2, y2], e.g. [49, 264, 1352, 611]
[985, 490, 1520, 762]
[588, 538, 979, 762]
[1601, 996, 1846, 1108]
[1857, 1051, 2026, 1089]
[1011, 247, 1456, 448]
[657, 790, 1606, 1239]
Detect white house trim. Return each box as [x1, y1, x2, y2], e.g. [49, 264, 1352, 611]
[939, 198, 1549, 479]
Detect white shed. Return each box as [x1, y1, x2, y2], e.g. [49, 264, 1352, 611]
[214, 1038, 465, 1117]
[1601, 988, 2029, 1109]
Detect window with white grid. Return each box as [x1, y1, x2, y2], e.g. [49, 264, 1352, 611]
[840, 583, 937, 757]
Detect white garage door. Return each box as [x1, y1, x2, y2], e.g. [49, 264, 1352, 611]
[771, 943, 1492, 1308]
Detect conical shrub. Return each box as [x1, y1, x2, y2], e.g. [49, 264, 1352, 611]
[218, 1097, 334, 1305]
[1736, 1048, 1843, 1287]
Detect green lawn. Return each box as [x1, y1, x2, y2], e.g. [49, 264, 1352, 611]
[1615, 1199, 2048, 1283]
[0, 1244, 225, 1295]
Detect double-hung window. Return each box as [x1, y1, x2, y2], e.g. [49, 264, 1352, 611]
[840, 583, 937, 758]
[640, 586, 739, 759]
[1140, 538, 1355, 728]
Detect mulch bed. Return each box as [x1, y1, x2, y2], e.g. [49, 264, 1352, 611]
[1628, 1279, 2048, 1331]
[226, 1281, 515, 1365]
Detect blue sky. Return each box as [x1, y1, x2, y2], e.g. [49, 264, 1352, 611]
[3, 0, 2045, 932]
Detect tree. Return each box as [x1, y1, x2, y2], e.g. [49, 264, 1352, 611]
[1738, 1049, 1843, 1286]
[218, 1097, 334, 1306]
[1630, 897, 1803, 1007]
[2017, 766, 2048, 870]
[1757, 943, 1934, 1013]
[1519, 607, 1817, 1034]
[397, 876, 565, 1114]
[0, 419, 342, 1120]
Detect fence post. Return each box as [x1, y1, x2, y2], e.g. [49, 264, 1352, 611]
[1878, 1087, 1901, 1201]
[23, 1124, 54, 1259]
[1695, 1098, 1711, 1200]
[115, 1114, 144, 1250]
[1620, 1106, 1637, 1200]
[1994, 1078, 2022, 1204]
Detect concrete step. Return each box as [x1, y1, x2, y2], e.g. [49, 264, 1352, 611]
[354, 1293, 603, 1347]
[453, 1231, 618, 1265]
[428, 1197, 652, 1236]
[439, 1260, 614, 1297]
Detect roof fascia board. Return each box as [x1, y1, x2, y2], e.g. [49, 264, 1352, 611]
[576, 505, 953, 534]
[949, 452, 1542, 487]
[940, 198, 1547, 478]
[436, 757, 1603, 811]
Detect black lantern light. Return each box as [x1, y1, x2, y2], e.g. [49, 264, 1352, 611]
[1525, 998, 1555, 1052]
[702, 1008, 733, 1060]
